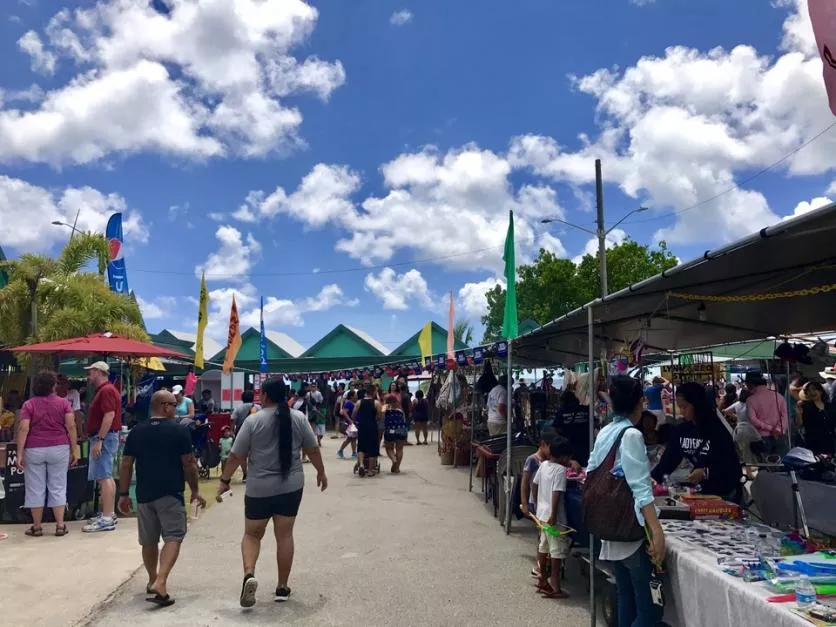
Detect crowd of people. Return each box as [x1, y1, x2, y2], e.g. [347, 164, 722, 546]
[330, 377, 430, 476]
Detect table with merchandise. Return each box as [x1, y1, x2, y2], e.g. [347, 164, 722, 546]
[661, 518, 836, 626]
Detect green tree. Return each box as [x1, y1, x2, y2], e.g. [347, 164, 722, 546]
[481, 239, 677, 342]
[453, 319, 475, 346]
[0, 233, 147, 356]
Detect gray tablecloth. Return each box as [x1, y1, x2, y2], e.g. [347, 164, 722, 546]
[751, 472, 836, 536]
[663, 525, 808, 627]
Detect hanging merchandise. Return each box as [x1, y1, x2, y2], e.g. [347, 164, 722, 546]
[456, 351, 468, 367]
[630, 337, 645, 366]
[473, 347, 485, 365]
[436, 354, 446, 369]
[477, 360, 499, 395]
[495, 341, 509, 358]
[436, 369, 461, 411]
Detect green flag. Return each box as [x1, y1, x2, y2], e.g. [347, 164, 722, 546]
[501, 210, 518, 339]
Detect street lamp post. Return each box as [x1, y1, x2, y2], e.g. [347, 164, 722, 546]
[540, 196, 648, 298]
[51, 209, 81, 240]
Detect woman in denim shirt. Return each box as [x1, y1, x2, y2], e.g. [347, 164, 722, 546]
[587, 376, 666, 627]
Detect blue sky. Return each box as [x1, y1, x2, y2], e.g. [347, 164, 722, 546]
[0, 0, 833, 353]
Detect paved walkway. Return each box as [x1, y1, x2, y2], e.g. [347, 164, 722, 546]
[82, 440, 592, 626]
[0, 518, 139, 627]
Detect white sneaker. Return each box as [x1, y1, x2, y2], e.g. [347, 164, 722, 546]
[82, 516, 116, 533]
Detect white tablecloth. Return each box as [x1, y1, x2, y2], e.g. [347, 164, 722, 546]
[663, 531, 809, 627]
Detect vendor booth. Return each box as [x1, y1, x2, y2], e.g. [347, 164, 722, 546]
[508, 202, 836, 626]
[0, 333, 187, 523]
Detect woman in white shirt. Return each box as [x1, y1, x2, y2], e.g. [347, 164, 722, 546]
[486, 375, 508, 436]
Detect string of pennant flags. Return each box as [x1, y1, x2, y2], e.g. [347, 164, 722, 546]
[256, 341, 510, 382]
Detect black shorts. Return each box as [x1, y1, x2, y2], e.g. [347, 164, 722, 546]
[384, 432, 407, 443]
[244, 489, 303, 520]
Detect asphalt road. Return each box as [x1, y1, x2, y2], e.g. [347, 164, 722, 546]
[82, 439, 593, 626]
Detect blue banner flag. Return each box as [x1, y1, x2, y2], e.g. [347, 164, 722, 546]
[105, 213, 130, 294]
[259, 296, 268, 373]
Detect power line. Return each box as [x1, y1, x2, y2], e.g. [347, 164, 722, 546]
[131, 245, 502, 278]
[623, 120, 836, 225]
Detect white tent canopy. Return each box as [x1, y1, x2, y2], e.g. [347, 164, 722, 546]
[514, 202, 836, 368]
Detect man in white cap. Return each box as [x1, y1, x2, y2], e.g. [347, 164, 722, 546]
[83, 361, 121, 532]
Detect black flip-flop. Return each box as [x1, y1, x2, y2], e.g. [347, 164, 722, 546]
[146, 593, 175, 607]
[146, 585, 154, 595]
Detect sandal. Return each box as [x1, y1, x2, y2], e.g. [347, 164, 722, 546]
[25, 525, 43, 537]
[541, 590, 569, 599]
[55, 524, 69, 537]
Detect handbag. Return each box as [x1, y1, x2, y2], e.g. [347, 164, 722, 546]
[582, 426, 645, 542]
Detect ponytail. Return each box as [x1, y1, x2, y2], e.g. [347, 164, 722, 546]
[262, 376, 293, 480]
[276, 403, 292, 480]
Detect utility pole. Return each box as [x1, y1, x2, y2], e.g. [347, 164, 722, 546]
[595, 158, 607, 298]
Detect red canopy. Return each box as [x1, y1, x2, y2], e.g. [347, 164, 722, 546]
[8, 333, 188, 359]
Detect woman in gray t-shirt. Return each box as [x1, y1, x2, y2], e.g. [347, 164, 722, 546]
[217, 377, 327, 608]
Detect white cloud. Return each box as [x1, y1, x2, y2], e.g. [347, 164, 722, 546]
[17, 31, 56, 75]
[243, 145, 568, 272]
[195, 226, 261, 281]
[1, 0, 345, 166]
[390, 10, 413, 26]
[240, 283, 355, 328]
[136, 295, 176, 320]
[0, 175, 147, 251]
[827, 181, 836, 196]
[510, 0, 836, 246]
[364, 268, 434, 310]
[258, 164, 361, 226]
[207, 212, 225, 222]
[571, 228, 627, 264]
[786, 196, 832, 219]
[458, 277, 504, 318]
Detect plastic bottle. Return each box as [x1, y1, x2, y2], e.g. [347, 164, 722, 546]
[191, 500, 202, 521]
[795, 574, 817, 610]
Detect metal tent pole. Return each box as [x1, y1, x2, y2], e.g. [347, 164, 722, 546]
[588, 305, 597, 627]
[505, 341, 513, 534]
[469, 366, 476, 493]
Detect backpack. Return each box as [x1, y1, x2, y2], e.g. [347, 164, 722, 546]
[581, 426, 645, 542]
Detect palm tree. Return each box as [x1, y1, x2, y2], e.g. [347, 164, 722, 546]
[0, 233, 146, 353]
[453, 319, 474, 346]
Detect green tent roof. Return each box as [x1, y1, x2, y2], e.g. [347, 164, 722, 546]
[300, 324, 386, 358]
[389, 322, 468, 358]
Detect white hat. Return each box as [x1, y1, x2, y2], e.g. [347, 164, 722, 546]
[84, 361, 110, 374]
[172, 384, 184, 395]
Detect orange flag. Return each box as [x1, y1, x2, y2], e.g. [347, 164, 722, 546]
[222, 295, 242, 375]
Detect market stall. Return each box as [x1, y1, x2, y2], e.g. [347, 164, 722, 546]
[510, 202, 836, 626]
[1, 333, 187, 523]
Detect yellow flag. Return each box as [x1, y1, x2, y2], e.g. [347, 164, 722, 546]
[222, 295, 242, 375]
[194, 272, 209, 369]
[418, 321, 433, 364]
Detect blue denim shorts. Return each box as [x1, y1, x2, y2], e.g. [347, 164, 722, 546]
[88, 432, 119, 481]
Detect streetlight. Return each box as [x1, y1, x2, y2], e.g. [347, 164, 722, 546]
[51, 210, 81, 240]
[540, 206, 648, 298]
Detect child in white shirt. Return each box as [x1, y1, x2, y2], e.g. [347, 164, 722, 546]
[531, 435, 573, 599]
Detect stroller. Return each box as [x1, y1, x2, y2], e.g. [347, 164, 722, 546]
[191, 416, 220, 479]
